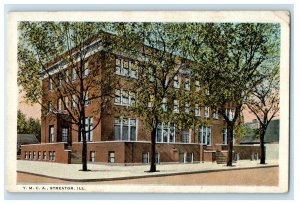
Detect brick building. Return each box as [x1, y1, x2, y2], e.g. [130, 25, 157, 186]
[20, 34, 260, 164]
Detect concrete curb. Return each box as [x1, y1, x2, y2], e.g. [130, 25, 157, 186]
[17, 164, 279, 182]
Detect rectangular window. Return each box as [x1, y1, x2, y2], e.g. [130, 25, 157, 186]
[199, 126, 212, 146]
[84, 91, 89, 106]
[49, 125, 54, 143]
[53, 152, 56, 161]
[179, 153, 185, 163]
[142, 153, 149, 164]
[29, 152, 32, 160]
[49, 78, 53, 91]
[156, 122, 176, 143]
[195, 104, 200, 117]
[43, 151, 47, 160]
[62, 127, 68, 142]
[174, 75, 180, 89]
[90, 151, 95, 162]
[38, 151, 42, 160]
[162, 98, 167, 112]
[65, 70, 69, 83]
[223, 128, 228, 145]
[116, 58, 122, 75]
[84, 62, 89, 77]
[25, 152, 28, 159]
[48, 102, 52, 113]
[184, 102, 190, 114]
[32, 151, 36, 160]
[155, 153, 160, 164]
[114, 117, 137, 141]
[81, 117, 93, 142]
[173, 100, 179, 113]
[64, 96, 69, 109]
[108, 151, 115, 163]
[58, 74, 62, 87]
[72, 68, 77, 81]
[205, 106, 210, 118]
[186, 153, 193, 163]
[122, 60, 129, 76]
[58, 98, 62, 112]
[184, 78, 190, 91]
[195, 80, 201, 92]
[49, 152, 53, 161]
[182, 131, 190, 143]
[130, 62, 138, 78]
[114, 89, 135, 106]
[213, 108, 219, 119]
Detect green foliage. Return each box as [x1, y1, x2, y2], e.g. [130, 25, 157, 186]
[17, 110, 41, 141]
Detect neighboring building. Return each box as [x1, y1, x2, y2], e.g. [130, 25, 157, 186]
[236, 119, 280, 160]
[17, 134, 39, 156]
[20, 33, 260, 164]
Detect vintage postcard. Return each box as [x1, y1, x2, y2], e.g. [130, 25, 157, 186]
[6, 11, 290, 193]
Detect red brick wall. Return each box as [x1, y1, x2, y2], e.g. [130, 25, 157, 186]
[234, 145, 261, 160]
[20, 143, 71, 164]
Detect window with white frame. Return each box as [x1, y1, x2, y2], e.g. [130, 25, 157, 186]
[49, 151, 53, 161]
[142, 153, 149, 163]
[62, 127, 68, 142]
[222, 128, 228, 145]
[38, 151, 42, 160]
[48, 102, 53, 113]
[115, 57, 138, 78]
[65, 70, 69, 83]
[195, 80, 201, 92]
[84, 91, 89, 106]
[53, 152, 56, 161]
[114, 89, 135, 106]
[33, 151, 36, 160]
[184, 78, 190, 91]
[80, 117, 93, 142]
[173, 100, 179, 113]
[184, 102, 190, 114]
[195, 104, 200, 117]
[213, 108, 219, 119]
[25, 152, 28, 159]
[49, 78, 53, 91]
[205, 106, 210, 118]
[148, 95, 154, 108]
[29, 152, 32, 160]
[174, 75, 180, 89]
[108, 151, 115, 163]
[182, 131, 190, 143]
[58, 98, 62, 112]
[199, 126, 212, 145]
[162, 98, 168, 112]
[58, 74, 62, 87]
[84, 62, 89, 77]
[72, 95, 76, 109]
[156, 122, 175, 143]
[90, 151, 95, 162]
[43, 151, 47, 160]
[155, 153, 160, 164]
[72, 67, 77, 81]
[114, 117, 137, 141]
[64, 96, 69, 109]
[49, 125, 54, 143]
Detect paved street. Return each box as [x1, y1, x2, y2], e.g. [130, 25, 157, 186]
[17, 160, 278, 182]
[18, 166, 278, 186]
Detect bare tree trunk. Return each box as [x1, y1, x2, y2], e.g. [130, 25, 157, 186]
[149, 127, 157, 172]
[260, 128, 266, 164]
[226, 123, 234, 166]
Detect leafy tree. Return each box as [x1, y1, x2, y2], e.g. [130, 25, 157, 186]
[17, 110, 41, 141]
[114, 23, 206, 172]
[18, 22, 116, 171]
[188, 23, 280, 166]
[245, 65, 280, 164]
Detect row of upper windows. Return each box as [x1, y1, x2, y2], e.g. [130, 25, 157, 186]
[48, 63, 89, 91]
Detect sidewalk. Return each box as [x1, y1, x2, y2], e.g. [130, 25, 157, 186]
[17, 160, 279, 181]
